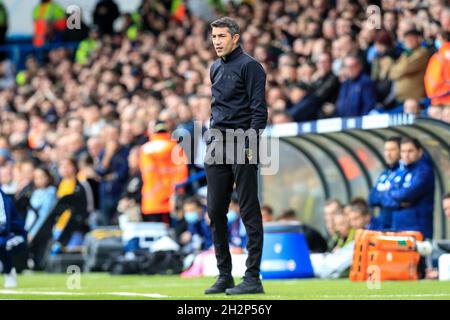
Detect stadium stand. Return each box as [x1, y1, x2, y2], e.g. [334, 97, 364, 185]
[0, 0, 449, 282]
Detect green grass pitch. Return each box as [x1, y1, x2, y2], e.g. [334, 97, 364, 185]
[0, 273, 449, 300]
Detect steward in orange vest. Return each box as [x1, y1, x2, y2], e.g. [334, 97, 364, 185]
[424, 32, 450, 106]
[139, 122, 188, 223]
[33, 0, 66, 47]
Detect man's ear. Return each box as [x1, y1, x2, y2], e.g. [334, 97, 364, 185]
[419, 149, 424, 157]
[233, 34, 240, 46]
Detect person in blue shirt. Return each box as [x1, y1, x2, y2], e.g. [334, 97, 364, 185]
[0, 189, 27, 288]
[178, 197, 212, 254]
[24, 167, 57, 268]
[379, 137, 435, 239]
[368, 136, 402, 230]
[336, 55, 377, 117]
[25, 167, 57, 243]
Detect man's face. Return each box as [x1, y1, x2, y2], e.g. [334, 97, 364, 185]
[183, 203, 201, 216]
[334, 214, 350, 237]
[344, 57, 362, 80]
[261, 209, 273, 223]
[348, 210, 370, 230]
[324, 203, 339, 234]
[212, 27, 239, 58]
[316, 54, 331, 72]
[401, 142, 423, 165]
[404, 34, 420, 50]
[403, 99, 420, 115]
[384, 141, 400, 166]
[443, 198, 450, 220]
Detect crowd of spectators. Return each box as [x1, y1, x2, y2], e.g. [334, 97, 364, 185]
[0, 0, 449, 270]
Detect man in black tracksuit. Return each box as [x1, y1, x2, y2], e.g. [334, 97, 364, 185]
[204, 17, 267, 295]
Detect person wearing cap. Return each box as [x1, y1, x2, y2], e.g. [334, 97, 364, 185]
[389, 28, 431, 103]
[204, 17, 267, 295]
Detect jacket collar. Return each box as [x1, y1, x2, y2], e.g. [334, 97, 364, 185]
[389, 161, 400, 171]
[221, 45, 243, 63]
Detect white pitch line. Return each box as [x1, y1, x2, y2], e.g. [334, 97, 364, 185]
[107, 292, 168, 298]
[0, 290, 168, 298]
[308, 293, 450, 298]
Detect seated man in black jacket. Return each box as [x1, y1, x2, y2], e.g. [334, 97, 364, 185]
[287, 53, 340, 122]
[309, 52, 340, 118]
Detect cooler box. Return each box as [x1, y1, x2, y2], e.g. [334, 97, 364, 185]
[261, 222, 314, 279]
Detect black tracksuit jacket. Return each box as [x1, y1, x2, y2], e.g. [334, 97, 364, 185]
[209, 45, 268, 133]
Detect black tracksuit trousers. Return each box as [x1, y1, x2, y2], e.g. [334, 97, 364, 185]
[205, 158, 263, 279]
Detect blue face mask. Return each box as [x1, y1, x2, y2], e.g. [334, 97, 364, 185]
[184, 211, 200, 224]
[435, 39, 442, 50]
[227, 210, 239, 223]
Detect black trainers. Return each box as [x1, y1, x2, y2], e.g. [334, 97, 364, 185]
[225, 277, 264, 295]
[204, 275, 235, 294]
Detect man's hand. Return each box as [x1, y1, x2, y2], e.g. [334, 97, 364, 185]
[400, 202, 411, 208]
[180, 231, 192, 245]
[322, 103, 336, 116]
[104, 140, 119, 157]
[102, 141, 119, 169]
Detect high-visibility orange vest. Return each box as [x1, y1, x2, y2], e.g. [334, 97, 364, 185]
[33, 2, 66, 47]
[424, 42, 450, 106]
[140, 133, 188, 215]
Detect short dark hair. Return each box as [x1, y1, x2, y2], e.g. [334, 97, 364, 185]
[344, 54, 363, 66]
[261, 205, 273, 215]
[386, 136, 402, 148]
[59, 156, 79, 173]
[401, 137, 422, 150]
[278, 209, 297, 220]
[443, 193, 450, 201]
[210, 17, 240, 36]
[325, 198, 343, 209]
[439, 31, 450, 42]
[349, 197, 370, 216]
[35, 166, 54, 187]
[183, 196, 202, 208]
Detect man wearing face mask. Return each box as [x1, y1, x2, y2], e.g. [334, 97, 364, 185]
[424, 31, 450, 107]
[177, 197, 212, 255]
